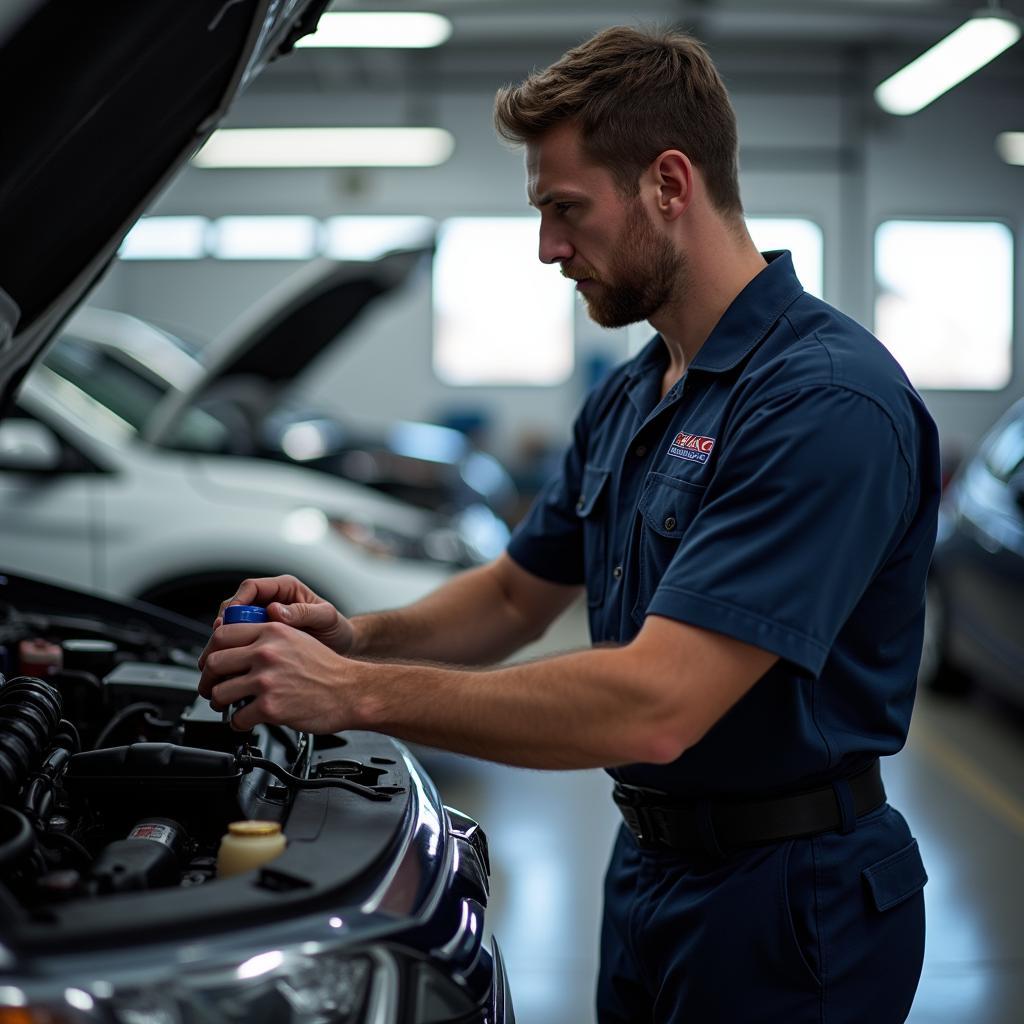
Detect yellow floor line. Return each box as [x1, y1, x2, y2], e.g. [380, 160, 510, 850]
[910, 720, 1024, 839]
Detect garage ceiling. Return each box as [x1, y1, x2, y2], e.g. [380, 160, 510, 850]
[245, 0, 1023, 104]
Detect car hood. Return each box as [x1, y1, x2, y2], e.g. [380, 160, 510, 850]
[0, 0, 329, 417]
[143, 248, 430, 446]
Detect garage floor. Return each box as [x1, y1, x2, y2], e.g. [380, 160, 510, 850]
[427, 602, 1024, 1024]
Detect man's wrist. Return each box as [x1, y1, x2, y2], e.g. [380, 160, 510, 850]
[344, 611, 405, 661]
[345, 657, 384, 732]
[345, 616, 366, 658]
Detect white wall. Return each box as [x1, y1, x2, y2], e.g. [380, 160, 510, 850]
[89, 54, 1024, 467]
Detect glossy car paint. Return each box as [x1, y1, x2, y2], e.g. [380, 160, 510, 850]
[1, 371, 452, 616]
[928, 400, 1024, 706]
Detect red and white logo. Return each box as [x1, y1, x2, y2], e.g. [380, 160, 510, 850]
[667, 432, 716, 464]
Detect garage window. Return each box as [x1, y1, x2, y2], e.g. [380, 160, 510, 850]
[874, 220, 1013, 390]
[118, 217, 208, 260]
[432, 217, 575, 386]
[746, 217, 824, 299]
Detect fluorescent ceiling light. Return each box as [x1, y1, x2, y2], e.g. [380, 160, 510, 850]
[211, 216, 319, 260]
[296, 12, 452, 48]
[875, 12, 1021, 115]
[119, 216, 208, 260]
[192, 128, 454, 168]
[996, 131, 1024, 163]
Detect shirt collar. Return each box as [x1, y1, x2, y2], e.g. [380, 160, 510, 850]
[625, 332, 669, 381]
[623, 250, 804, 415]
[688, 250, 805, 374]
[623, 333, 670, 417]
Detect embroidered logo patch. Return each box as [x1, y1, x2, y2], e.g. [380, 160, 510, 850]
[667, 431, 716, 464]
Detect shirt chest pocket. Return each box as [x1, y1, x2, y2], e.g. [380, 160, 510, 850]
[632, 471, 707, 626]
[576, 463, 611, 608]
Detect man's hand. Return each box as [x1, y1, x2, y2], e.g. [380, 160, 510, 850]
[197, 619, 358, 734]
[198, 575, 354, 672]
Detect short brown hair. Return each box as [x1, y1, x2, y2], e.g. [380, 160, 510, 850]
[494, 26, 743, 218]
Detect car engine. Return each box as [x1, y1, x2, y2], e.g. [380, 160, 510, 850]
[0, 576, 405, 915]
[0, 574, 512, 1024]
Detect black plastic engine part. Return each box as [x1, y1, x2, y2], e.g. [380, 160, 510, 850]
[90, 817, 188, 894]
[180, 695, 251, 752]
[101, 663, 200, 717]
[65, 743, 241, 797]
[0, 676, 63, 803]
[60, 639, 118, 677]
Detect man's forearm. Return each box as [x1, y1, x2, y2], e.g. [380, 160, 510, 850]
[204, 610, 775, 764]
[348, 644, 684, 770]
[348, 560, 564, 666]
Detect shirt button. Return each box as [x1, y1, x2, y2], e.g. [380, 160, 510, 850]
[664, 516, 677, 531]
[634, 444, 648, 457]
[576, 497, 585, 511]
[612, 565, 623, 580]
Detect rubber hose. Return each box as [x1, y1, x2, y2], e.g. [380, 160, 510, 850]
[0, 677, 63, 804]
[23, 747, 72, 822]
[0, 806, 35, 869]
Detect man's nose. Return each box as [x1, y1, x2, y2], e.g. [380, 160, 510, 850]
[538, 225, 573, 265]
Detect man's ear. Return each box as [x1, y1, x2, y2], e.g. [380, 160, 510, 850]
[650, 150, 693, 222]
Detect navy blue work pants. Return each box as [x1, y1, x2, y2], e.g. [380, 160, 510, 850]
[597, 803, 926, 1023]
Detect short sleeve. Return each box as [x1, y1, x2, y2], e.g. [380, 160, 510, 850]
[645, 385, 913, 675]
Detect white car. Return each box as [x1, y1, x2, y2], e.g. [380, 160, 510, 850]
[0, 363, 456, 621]
[58, 255, 517, 527]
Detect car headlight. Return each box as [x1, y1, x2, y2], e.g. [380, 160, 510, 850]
[329, 517, 490, 569]
[330, 518, 430, 561]
[108, 948, 375, 1024]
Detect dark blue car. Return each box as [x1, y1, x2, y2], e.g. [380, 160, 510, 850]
[922, 399, 1024, 708]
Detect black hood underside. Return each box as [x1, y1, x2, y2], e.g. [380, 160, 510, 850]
[0, 0, 329, 415]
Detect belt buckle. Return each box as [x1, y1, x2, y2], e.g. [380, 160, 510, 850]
[619, 803, 647, 841]
[615, 791, 659, 845]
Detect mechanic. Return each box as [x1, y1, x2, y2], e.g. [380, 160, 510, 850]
[198, 26, 941, 1023]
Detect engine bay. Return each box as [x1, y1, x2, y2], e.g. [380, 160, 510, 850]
[0, 574, 415, 949]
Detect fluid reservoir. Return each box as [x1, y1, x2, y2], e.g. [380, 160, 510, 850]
[18, 639, 62, 677]
[217, 820, 286, 878]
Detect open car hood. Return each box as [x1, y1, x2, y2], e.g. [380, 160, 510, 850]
[0, 0, 330, 416]
[143, 248, 430, 446]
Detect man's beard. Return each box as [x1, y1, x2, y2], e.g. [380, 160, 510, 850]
[566, 200, 686, 329]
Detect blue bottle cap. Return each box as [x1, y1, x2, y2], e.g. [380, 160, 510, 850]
[223, 604, 269, 624]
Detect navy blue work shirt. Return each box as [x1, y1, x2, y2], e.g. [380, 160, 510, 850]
[507, 251, 942, 797]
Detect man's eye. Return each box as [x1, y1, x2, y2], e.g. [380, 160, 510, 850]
[554, 202, 574, 215]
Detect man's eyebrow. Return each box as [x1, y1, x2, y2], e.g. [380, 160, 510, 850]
[527, 190, 585, 208]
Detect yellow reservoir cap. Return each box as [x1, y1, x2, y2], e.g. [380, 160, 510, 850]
[228, 821, 282, 838]
[217, 820, 287, 878]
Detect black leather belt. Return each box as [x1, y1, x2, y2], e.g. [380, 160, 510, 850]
[613, 759, 885, 857]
